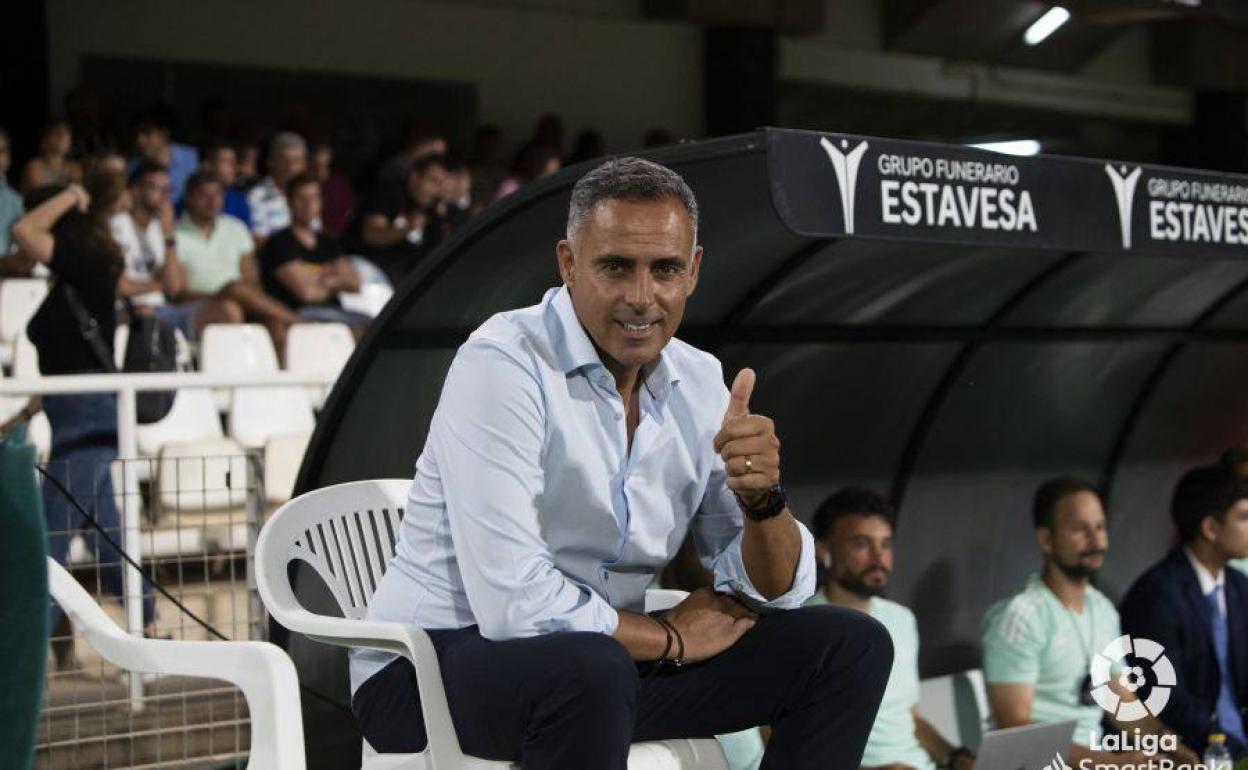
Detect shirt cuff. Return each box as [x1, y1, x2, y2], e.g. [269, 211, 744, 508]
[711, 517, 816, 609]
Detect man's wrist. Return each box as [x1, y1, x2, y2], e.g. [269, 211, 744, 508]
[941, 746, 973, 769]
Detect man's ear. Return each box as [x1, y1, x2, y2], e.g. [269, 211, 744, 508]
[815, 539, 833, 570]
[1200, 514, 1221, 544]
[556, 239, 575, 286]
[687, 245, 703, 297]
[1036, 527, 1053, 556]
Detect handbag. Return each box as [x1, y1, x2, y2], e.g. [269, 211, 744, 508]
[61, 285, 177, 424]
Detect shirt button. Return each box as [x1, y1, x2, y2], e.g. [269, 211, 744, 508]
[614, 413, 623, 421]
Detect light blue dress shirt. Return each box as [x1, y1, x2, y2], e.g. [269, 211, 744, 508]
[350, 286, 816, 693]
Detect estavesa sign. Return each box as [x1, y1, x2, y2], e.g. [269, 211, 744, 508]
[766, 128, 1248, 259]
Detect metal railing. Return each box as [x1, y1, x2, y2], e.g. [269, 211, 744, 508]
[2, 370, 331, 757]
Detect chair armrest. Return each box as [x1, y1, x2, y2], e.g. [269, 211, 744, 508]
[274, 607, 468, 769]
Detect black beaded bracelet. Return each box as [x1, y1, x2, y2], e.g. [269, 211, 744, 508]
[648, 614, 673, 664]
[654, 616, 685, 667]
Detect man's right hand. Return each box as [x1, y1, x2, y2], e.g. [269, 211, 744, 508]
[663, 587, 757, 664]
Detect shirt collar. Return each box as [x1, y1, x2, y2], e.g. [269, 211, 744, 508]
[548, 286, 681, 402]
[1184, 547, 1225, 596]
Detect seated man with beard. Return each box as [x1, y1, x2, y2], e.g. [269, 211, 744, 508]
[981, 477, 1176, 768]
[807, 487, 974, 770]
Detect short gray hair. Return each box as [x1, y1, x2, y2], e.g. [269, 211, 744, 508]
[269, 131, 306, 158]
[567, 156, 699, 242]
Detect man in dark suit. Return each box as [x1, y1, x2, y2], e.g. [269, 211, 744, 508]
[1120, 464, 1248, 758]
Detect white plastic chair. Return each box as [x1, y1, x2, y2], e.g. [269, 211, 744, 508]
[255, 479, 729, 770]
[0, 279, 48, 358]
[917, 668, 990, 751]
[229, 386, 315, 450]
[11, 331, 38, 378]
[263, 431, 313, 505]
[200, 323, 280, 411]
[285, 322, 355, 409]
[47, 557, 306, 770]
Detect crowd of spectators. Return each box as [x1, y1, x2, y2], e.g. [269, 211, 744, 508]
[0, 97, 679, 354]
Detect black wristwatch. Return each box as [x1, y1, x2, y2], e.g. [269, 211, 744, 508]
[739, 483, 787, 522]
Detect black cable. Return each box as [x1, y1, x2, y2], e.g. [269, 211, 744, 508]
[37, 464, 357, 721]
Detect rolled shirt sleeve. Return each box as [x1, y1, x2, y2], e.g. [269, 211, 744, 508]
[693, 465, 816, 609]
[431, 338, 619, 641]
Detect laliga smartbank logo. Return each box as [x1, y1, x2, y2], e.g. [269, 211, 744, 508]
[1041, 635, 1215, 770]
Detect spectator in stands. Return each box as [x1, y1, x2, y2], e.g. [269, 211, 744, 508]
[310, 138, 354, 237]
[981, 476, 1182, 768]
[131, 106, 198, 204]
[532, 112, 565, 159]
[12, 174, 158, 648]
[247, 131, 307, 245]
[235, 136, 261, 191]
[198, 137, 252, 226]
[1120, 464, 1248, 760]
[87, 150, 127, 177]
[360, 154, 452, 282]
[376, 120, 447, 201]
[493, 142, 560, 201]
[177, 171, 296, 350]
[113, 161, 238, 340]
[808, 487, 974, 770]
[65, 85, 120, 160]
[0, 127, 23, 256]
[20, 119, 83, 195]
[260, 173, 368, 336]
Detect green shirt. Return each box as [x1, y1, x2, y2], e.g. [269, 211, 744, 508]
[981, 573, 1120, 747]
[174, 213, 254, 294]
[807, 591, 934, 770]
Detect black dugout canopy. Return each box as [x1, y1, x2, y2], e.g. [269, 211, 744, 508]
[296, 127, 1248, 679]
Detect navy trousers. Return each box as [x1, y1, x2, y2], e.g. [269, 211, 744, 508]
[352, 604, 892, 769]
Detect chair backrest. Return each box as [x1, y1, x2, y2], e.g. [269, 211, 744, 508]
[917, 668, 990, 751]
[284, 323, 355, 409]
[12, 332, 38, 378]
[256, 479, 412, 622]
[201, 323, 280, 376]
[137, 387, 225, 456]
[0, 279, 49, 344]
[228, 386, 315, 450]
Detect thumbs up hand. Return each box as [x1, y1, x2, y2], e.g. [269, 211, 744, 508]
[713, 368, 781, 510]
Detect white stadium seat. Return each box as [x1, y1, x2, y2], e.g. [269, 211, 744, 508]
[0, 279, 48, 368]
[200, 324, 280, 411]
[12, 332, 39, 378]
[262, 431, 313, 504]
[229, 386, 315, 451]
[285, 322, 355, 409]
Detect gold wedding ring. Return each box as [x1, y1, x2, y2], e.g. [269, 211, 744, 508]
[744, 456, 753, 472]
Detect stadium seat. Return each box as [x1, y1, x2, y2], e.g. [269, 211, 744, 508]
[11, 332, 38, 379]
[155, 438, 251, 555]
[47, 557, 307, 770]
[228, 385, 315, 451]
[255, 480, 729, 770]
[137, 387, 242, 485]
[917, 668, 990, 751]
[262, 431, 312, 505]
[114, 324, 129, 370]
[285, 322, 355, 409]
[200, 324, 280, 411]
[0, 279, 48, 367]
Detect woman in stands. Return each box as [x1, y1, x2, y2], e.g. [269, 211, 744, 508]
[20, 119, 83, 195]
[12, 172, 157, 667]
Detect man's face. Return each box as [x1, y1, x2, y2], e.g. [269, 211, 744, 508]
[186, 181, 224, 220]
[1039, 491, 1109, 580]
[289, 182, 322, 228]
[0, 136, 9, 178]
[272, 146, 306, 182]
[1206, 499, 1248, 560]
[136, 127, 168, 156]
[207, 148, 237, 187]
[312, 146, 332, 181]
[823, 514, 894, 599]
[409, 164, 449, 208]
[134, 171, 170, 213]
[556, 197, 701, 376]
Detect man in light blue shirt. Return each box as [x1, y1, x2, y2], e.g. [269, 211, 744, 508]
[350, 157, 893, 769]
[0, 128, 23, 256]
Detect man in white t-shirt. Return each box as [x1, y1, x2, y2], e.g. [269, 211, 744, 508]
[112, 161, 241, 339]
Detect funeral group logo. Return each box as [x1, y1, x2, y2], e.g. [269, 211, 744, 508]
[819, 137, 868, 234]
[1044, 635, 1215, 769]
[1108, 163, 1248, 250]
